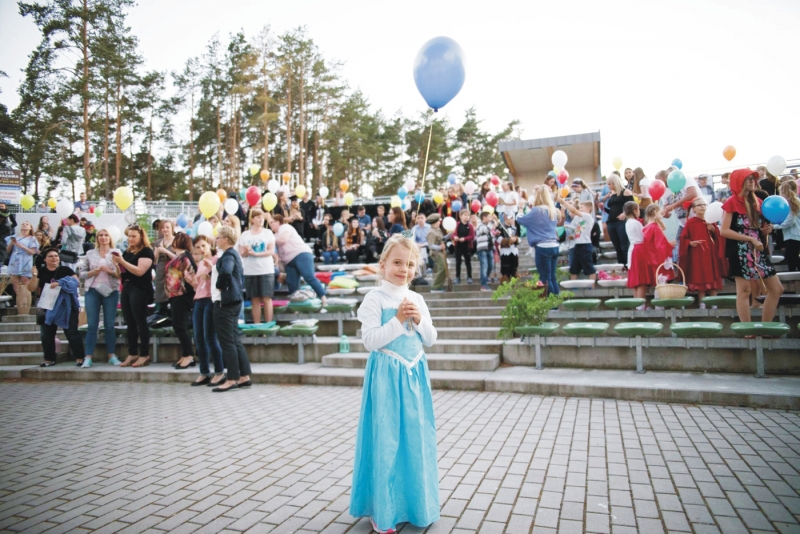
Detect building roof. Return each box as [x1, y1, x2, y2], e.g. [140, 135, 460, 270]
[499, 131, 601, 184]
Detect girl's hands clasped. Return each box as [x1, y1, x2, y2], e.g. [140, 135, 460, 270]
[395, 298, 422, 325]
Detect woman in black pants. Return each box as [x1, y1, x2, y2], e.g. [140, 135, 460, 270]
[604, 175, 634, 268]
[211, 226, 251, 392]
[164, 232, 197, 370]
[112, 225, 155, 367]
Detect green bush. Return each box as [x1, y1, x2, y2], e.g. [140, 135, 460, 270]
[492, 275, 571, 339]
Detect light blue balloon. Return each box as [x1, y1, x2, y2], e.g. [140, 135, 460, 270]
[414, 191, 425, 204]
[447, 173, 457, 184]
[763, 196, 790, 224]
[547, 171, 557, 179]
[333, 222, 344, 237]
[176, 213, 189, 228]
[671, 158, 683, 170]
[239, 188, 247, 201]
[452, 200, 462, 212]
[413, 36, 466, 112]
[667, 170, 687, 193]
[397, 187, 407, 199]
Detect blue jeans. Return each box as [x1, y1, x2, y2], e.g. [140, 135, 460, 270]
[84, 288, 119, 356]
[286, 252, 327, 298]
[193, 298, 223, 376]
[534, 245, 560, 295]
[477, 249, 493, 286]
[323, 250, 339, 264]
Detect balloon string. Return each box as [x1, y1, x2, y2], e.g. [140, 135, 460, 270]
[405, 120, 435, 288]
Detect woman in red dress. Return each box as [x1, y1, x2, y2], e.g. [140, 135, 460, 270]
[679, 198, 724, 308]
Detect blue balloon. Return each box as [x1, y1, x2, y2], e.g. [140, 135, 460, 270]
[414, 191, 425, 204]
[239, 188, 247, 201]
[447, 173, 457, 184]
[547, 171, 557, 179]
[176, 213, 189, 228]
[763, 196, 790, 224]
[413, 36, 466, 112]
[451, 200, 462, 212]
[333, 222, 344, 237]
[671, 158, 683, 170]
[397, 187, 407, 199]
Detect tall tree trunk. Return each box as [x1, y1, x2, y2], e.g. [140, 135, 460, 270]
[285, 71, 292, 175]
[298, 71, 305, 185]
[81, 0, 91, 197]
[262, 82, 269, 172]
[216, 105, 222, 187]
[188, 92, 195, 201]
[146, 113, 153, 201]
[115, 83, 122, 192]
[312, 130, 319, 187]
[103, 95, 110, 200]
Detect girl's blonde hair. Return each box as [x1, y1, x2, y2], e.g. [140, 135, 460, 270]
[780, 180, 800, 215]
[644, 203, 666, 230]
[533, 185, 559, 221]
[607, 174, 624, 195]
[378, 234, 421, 285]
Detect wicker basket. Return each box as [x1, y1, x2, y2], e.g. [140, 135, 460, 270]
[655, 262, 687, 299]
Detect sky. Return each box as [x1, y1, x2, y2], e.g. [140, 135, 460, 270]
[2, 0, 799, 183]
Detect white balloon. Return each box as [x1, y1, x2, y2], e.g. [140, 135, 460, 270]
[198, 221, 213, 238]
[402, 198, 411, 211]
[279, 184, 290, 195]
[552, 150, 568, 169]
[56, 199, 73, 220]
[318, 186, 329, 199]
[767, 155, 786, 177]
[404, 179, 416, 191]
[464, 180, 477, 195]
[267, 179, 279, 193]
[442, 216, 457, 233]
[106, 226, 121, 243]
[704, 202, 724, 224]
[224, 198, 239, 215]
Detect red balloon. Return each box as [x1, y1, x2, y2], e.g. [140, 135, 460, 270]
[557, 170, 569, 184]
[245, 185, 262, 207]
[490, 175, 500, 186]
[471, 199, 481, 213]
[682, 200, 692, 211]
[88, 205, 95, 213]
[485, 191, 498, 208]
[649, 180, 666, 201]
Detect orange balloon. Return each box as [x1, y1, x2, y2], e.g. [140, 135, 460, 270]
[340, 179, 349, 193]
[260, 170, 269, 181]
[282, 172, 291, 184]
[723, 145, 736, 162]
[560, 187, 569, 198]
[216, 189, 227, 203]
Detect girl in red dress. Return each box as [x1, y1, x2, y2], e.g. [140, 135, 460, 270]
[679, 198, 724, 308]
[627, 203, 675, 308]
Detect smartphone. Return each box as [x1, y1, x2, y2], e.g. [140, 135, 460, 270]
[111, 251, 120, 257]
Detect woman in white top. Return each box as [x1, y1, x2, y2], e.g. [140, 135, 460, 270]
[632, 168, 652, 209]
[78, 229, 121, 367]
[238, 209, 275, 324]
[498, 182, 519, 221]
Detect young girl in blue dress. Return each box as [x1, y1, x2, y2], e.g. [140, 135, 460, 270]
[350, 233, 440, 534]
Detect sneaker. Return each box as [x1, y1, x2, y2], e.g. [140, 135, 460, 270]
[431, 288, 446, 293]
[467, 278, 474, 284]
[81, 358, 93, 368]
[481, 286, 492, 292]
[454, 278, 461, 285]
[699, 302, 707, 310]
[108, 355, 122, 366]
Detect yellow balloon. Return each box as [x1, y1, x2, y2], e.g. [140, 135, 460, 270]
[263, 192, 278, 211]
[390, 195, 401, 208]
[560, 187, 569, 198]
[198, 191, 221, 219]
[295, 185, 307, 198]
[553, 167, 561, 174]
[113, 186, 133, 211]
[249, 164, 260, 177]
[432, 192, 444, 205]
[482, 205, 494, 214]
[282, 172, 291, 184]
[48, 198, 57, 209]
[212, 222, 222, 237]
[20, 195, 35, 210]
[344, 192, 355, 206]
[612, 157, 623, 171]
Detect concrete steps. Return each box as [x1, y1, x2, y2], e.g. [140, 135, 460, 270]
[432, 316, 503, 328]
[435, 327, 500, 340]
[321, 352, 500, 372]
[314, 337, 503, 355]
[0, 341, 56, 353]
[2, 314, 37, 324]
[0, 352, 54, 365]
[429, 307, 504, 317]
[0, 322, 42, 333]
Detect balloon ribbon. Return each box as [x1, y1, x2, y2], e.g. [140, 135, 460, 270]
[403, 120, 435, 287]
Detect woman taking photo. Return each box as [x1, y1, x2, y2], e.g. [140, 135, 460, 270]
[29, 247, 85, 367]
[7, 221, 39, 315]
[112, 225, 155, 367]
[270, 214, 327, 302]
[79, 229, 121, 368]
[164, 232, 197, 370]
[344, 217, 365, 263]
[604, 174, 634, 267]
[186, 236, 224, 387]
[153, 220, 177, 314]
[720, 168, 783, 323]
[238, 209, 275, 325]
[211, 226, 251, 392]
[518, 187, 563, 295]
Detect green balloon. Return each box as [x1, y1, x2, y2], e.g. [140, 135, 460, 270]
[667, 170, 686, 193]
[556, 226, 565, 238]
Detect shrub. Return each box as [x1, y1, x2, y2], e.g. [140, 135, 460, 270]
[492, 275, 571, 339]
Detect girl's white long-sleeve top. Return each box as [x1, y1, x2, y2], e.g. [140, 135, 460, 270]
[357, 280, 437, 352]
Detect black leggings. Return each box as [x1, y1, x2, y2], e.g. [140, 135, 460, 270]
[607, 220, 630, 267]
[169, 294, 194, 357]
[786, 239, 800, 272]
[455, 245, 472, 279]
[40, 305, 85, 363]
[121, 284, 151, 357]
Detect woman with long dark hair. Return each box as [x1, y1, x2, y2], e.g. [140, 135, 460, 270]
[165, 232, 197, 370]
[387, 207, 407, 236]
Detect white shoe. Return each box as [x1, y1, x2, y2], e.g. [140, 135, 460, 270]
[699, 303, 707, 310]
[81, 358, 93, 368]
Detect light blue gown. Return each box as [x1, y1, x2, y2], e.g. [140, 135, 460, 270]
[350, 307, 440, 531]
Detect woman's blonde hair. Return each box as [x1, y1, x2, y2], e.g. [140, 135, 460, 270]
[780, 180, 800, 215]
[533, 185, 559, 221]
[607, 174, 624, 195]
[95, 228, 115, 248]
[378, 234, 421, 285]
[19, 221, 34, 237]
[216, 225, 238, 246]
[225, 214, 241, 240]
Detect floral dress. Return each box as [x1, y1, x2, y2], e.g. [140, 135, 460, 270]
[725, 212, 776, 280]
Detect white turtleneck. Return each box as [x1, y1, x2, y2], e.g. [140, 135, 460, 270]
[357, 280, 437, 352]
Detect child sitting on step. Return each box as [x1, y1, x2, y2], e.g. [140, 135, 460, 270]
[350, 233, 440, 534]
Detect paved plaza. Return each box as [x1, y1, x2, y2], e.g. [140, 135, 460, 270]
[1, 382, 799, 533]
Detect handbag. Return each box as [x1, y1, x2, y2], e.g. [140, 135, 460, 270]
[36, 307, 47, 326]
[59, 249, 78, 264]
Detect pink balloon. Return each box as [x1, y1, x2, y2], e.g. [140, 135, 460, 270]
[490, 175, 500, 186]
[485, 191, 498, 208]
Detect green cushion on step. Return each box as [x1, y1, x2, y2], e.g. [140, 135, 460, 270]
[700, 296, 738, 308]
[287, 298, 322, 313]
[149, 327, 170, 337]
[562, 299, 602, 311]
[614, 322, 664, 337]
[730, 322, 790, 337]
[274, 305, 289, 314]
[528, 267, 537, 273]
[562, 322, 610, 336]
[515, 323, 560, 337]
[670, 322, 724, 337]
[650, 296, 695, 308]
[278, 325, 319, 337]
[604, 298, 646, 310]
[325, 304, 356, 313]
[240, 325, 281, 337]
